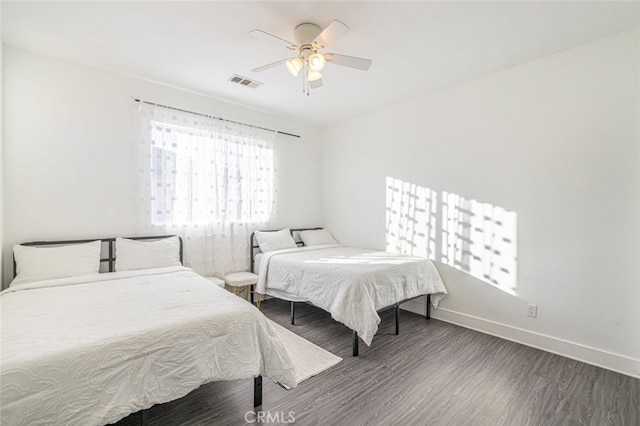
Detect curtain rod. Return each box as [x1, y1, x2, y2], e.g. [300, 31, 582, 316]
[132, 98, 300, 139]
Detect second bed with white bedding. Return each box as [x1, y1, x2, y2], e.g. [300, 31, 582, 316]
[256, 245, 448, 346]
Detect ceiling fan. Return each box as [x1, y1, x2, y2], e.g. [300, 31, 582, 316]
[249, 20, 373, 96]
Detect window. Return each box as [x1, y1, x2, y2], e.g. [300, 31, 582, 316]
[140, 106, 276, 226]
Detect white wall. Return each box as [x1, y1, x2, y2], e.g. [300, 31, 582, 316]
[3, 46, 323, 285]
[0, 11, 4, 285]
[323, 29, 640, 376]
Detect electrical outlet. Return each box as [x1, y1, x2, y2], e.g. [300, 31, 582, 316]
[527, 304, 537, 318]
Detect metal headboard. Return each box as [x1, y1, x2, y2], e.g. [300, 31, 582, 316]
[249, 227, 323, 273]
[13, 235, 183, 278]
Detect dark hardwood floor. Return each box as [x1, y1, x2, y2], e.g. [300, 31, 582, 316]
[115, 299, 639, 426]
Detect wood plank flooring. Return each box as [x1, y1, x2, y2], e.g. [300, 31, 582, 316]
[114, 299, 639, 426]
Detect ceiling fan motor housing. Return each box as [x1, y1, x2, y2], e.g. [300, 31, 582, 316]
[294, 23, 322, 47]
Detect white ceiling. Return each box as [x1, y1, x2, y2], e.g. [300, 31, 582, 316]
[2, 1, 639, 127]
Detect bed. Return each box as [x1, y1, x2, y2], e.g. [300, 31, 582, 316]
[0, 236, 297, 426]
[251, 228, 448, 356]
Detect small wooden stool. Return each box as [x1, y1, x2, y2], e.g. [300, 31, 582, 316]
[224, 272, 260, 308]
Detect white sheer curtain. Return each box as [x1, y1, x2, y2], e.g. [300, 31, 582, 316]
[136, 102, 277, 277]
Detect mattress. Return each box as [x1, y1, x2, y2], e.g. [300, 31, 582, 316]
[256, 245, 448, 345]
[0, 266, 297, 426]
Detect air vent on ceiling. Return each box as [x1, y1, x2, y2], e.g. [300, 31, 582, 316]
[228, 74, 263, 89]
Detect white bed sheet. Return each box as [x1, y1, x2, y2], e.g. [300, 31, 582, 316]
[256, 245, 448, 346]
[0, 266, 297, 426]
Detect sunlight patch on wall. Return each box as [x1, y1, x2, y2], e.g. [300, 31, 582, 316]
[386, 177, 518, 294]
[385, 177, 438, 259]
[442, 192, 518, 294]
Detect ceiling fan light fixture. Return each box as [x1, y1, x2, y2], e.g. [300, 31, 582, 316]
[307, 53, 326, 72]
[285, 57, 303, 77]
[307, 70, 322, 82]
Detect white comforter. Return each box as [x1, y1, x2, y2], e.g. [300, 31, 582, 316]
[256, 245, 448, 346]
[0, 266, 297, 426]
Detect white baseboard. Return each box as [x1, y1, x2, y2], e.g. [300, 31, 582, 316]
[400, 300, 640, 379]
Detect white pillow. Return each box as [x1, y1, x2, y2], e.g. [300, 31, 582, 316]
[11, 240, 102, 287]
[115, 236, 181, 271]
[254, 229, 297, 253]
[299, 229, 338, 246]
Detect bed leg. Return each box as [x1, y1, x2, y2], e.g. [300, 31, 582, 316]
[254, 375, 263, 408]
[290, 302, 295, 325]
[395, 303, 400, 335]
[426, 294, 431, 320]
[140, 409, 149, 426]
[353, 331, 359, 357]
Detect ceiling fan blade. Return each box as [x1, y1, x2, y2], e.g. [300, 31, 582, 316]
[252, 59, 287, 73]
[325, 53, 372, 71]
[313, 20, 349, 49]
[249, 29, 297, 50]
[310, 78, 323, 89]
